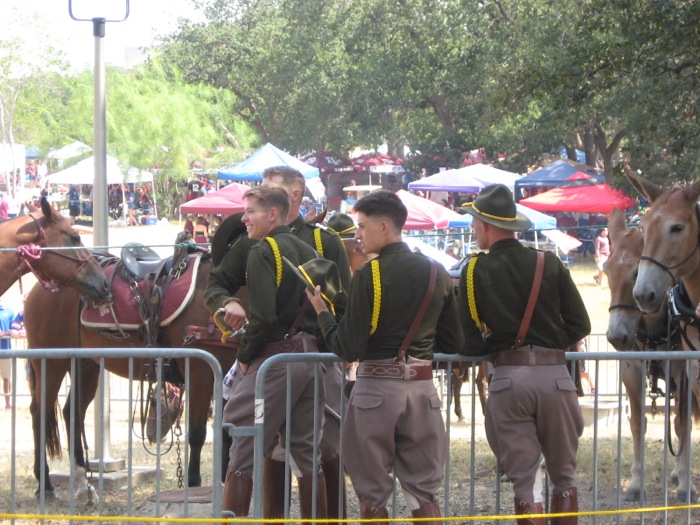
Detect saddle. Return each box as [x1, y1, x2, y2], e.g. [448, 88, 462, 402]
[81, 241, 203, 341]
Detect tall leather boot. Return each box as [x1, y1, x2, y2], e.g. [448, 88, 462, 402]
[222, 467, 253, 523]
[550, 487, 578, 525]
[263, 458, 289, 518]
[322, 456, 347, 519]
[360, 501, 389, 525]
[514, 498, 545, 525]
[411, 501, 442, 525]
[298, 471, 328, 524]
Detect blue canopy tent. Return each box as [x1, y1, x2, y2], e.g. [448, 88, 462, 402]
[218, 143, 320, 181]
[513, 160, 603, 201]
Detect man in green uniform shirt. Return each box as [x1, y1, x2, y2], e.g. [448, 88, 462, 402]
[458, 184, 590, 525]
[218, 184, 328, 520]
[205, 167, 351, 520]
[306, 190, 465, 525]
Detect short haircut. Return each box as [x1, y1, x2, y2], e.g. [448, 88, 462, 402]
[244, 184, 291, 221]
[263, 166, 306, 195]
[353, 190, 407, 233]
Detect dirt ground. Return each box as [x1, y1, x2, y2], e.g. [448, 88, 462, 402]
[2, 225, 699, 524]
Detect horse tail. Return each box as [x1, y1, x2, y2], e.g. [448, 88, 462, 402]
[28, 359, 63, 460]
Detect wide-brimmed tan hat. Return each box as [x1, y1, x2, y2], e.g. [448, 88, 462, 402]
[462, 184, 531, 231]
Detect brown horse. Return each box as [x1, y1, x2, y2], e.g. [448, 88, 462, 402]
[0, 197, 108, 300]
[625, 171, 700, 502]
[604, 207, 700, 501]
[24, 252, 244, 500]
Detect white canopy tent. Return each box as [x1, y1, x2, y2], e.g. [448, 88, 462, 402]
[44, 155, 157, 220]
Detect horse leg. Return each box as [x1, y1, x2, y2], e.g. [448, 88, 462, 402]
[451, 366, 465, 421]
[621, 360, 646, 501]
[29, 358, 70, 500]
[62, 359, 100, 504]
[672, 359, 698, 503]
[185, 364, 215, 487]
[476, 362, 492, 416]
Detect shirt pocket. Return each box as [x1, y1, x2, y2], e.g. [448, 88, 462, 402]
[488, 377, 512, 393]
[350, 392, 383, 410]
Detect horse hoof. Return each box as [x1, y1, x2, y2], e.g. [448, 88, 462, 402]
[34, 488, 56, 501]
[624, 489, 642, 502]
[676, 489, 697, 504]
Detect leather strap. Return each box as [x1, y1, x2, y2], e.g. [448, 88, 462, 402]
[512, 251, 545, 350]
[285, 298, 309, 339]
[395, 261, 438, 363]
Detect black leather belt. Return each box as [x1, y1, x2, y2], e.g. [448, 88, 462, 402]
[494, 347, 566, 367]
[357, 362, 433, 381]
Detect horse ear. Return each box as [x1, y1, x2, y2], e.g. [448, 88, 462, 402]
[40, 197, 55, 222]
[683, 178, 700, 204]
[623, 164, 663, 203]
[608, 207, 626, 244]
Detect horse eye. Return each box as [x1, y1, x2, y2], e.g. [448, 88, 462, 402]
[670, 224, 684, 234]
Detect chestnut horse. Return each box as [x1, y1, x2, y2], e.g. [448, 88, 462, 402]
[24, 252, 244, 500]
[604, 207, 700, 501]
[0, 197, 108, 300]
[625, 171, 700, 502]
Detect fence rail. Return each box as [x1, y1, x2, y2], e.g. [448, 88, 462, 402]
[2, 340, 700, 523]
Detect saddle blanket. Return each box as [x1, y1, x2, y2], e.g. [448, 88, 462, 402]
[81, 254, 202, 331]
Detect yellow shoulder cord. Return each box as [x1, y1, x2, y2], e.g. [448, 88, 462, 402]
[370, 259, 381, 335]
[264, 237, 283, 288]
[313, 227, 324, 256]
[466, 256, 482, 330]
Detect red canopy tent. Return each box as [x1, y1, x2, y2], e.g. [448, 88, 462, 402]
[179, 182, 249, 215]
[395, 190, 464, 230]
[519, 183, 636, 214]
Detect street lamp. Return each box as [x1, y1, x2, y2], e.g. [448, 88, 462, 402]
[69, 0, 129, 472]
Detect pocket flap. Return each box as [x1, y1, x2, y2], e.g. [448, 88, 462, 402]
[488, 377, 512, 393]
[350, 392, 383, 409]
[555, 378, 578, 392]
[428, 394, 442, 409]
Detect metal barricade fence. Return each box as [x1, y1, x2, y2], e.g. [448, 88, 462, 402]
[241, 349, 700, 525]
[0, 347, 223, 522]
[4, 343, 700, 523]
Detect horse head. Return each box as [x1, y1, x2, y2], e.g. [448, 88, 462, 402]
[16, 197, 110, 302]
[626, 168, 700, 313]
[605, 207, 668, 350]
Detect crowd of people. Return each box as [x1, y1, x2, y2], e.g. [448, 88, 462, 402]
[203, 168, 590, 525]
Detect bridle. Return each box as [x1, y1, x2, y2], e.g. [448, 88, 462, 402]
[15, 214, 93, 293]
[638, 204, 700, 287]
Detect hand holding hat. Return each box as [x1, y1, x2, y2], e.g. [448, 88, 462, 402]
[282, 256, 342, 315]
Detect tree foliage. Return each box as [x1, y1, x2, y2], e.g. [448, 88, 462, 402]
[156, 0, 700, 185]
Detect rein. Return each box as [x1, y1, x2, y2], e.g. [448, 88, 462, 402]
[15, 215, 92, 294]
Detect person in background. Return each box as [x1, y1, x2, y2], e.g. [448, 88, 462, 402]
[594, 227, 609, 286]
[306, 190, 464, 525]
[184, 214, 195, 236]
[67, 185, 80, 224]
[193, 216, 209, 245]
[458, 184, 590, 525]
[126, 186, 138, 226]
[0, 297, 23, 410]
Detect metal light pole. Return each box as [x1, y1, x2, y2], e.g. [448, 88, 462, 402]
[69, 0, 129, 472]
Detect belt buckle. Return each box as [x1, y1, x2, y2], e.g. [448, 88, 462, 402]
[403, 364, 411, 380]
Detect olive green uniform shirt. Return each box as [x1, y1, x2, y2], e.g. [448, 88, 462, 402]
[317, 242, 465, 362]
[458, 238, 590, 355]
